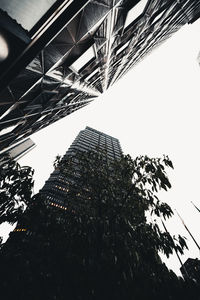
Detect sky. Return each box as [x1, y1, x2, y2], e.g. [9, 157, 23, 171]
[1, 18, 200, 276]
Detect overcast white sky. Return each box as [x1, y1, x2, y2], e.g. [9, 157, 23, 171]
[2, 18, 200, 276]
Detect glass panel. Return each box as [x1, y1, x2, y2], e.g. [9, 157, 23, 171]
[71, 46, 95, 71]
[124, 0, 148, 29]
[0, 0, 57, 31]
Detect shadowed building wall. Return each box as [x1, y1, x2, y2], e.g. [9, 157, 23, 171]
[180, 258, 200, 283]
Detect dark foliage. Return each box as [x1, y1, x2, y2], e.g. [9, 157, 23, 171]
[0, 154, 34, 226]
[0, 151, 199, 299]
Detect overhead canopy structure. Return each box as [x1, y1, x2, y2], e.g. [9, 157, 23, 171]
[0, 0, 200, 151]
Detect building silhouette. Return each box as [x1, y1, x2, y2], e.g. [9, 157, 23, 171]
[40, 126, 122, 209]
[180, 258, 200, 283]
[0, 0, 200, 150]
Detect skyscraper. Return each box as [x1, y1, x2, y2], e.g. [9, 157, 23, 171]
[40, 126, 122, 209]
[0, 0, 200, 151]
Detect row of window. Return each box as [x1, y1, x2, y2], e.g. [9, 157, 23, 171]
[55, 185, 69, 192]
[77, 137, 121, 154]
[50, 202, 67, 210]
[82, 133, 118, 146]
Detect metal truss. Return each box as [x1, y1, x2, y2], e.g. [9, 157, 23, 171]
[0, 0, 200, 151]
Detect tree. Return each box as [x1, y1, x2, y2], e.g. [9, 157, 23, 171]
[0, 154, 34, 226]
[54, 151, 188, 258]
[0, 151, 199, 299]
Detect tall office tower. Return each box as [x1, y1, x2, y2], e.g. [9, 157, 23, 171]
[40, 126, 122, 209]
[1, 0, 200, 151]
[0, 138, 35, 161]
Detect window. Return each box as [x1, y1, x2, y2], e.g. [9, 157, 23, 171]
[116, 41, 130, 55]
[85, 70, 99, 81]
[124, 0, 148, 29]
[71, 46, 95, 72]
[0, 125, 16, 135]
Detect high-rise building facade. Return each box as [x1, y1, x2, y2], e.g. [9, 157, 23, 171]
[40, 126, 122, 209]
[0, 0, 200, 151]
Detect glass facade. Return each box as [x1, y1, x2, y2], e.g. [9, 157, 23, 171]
[1, 0, 200, 151]
[40, 127, 122, 208]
